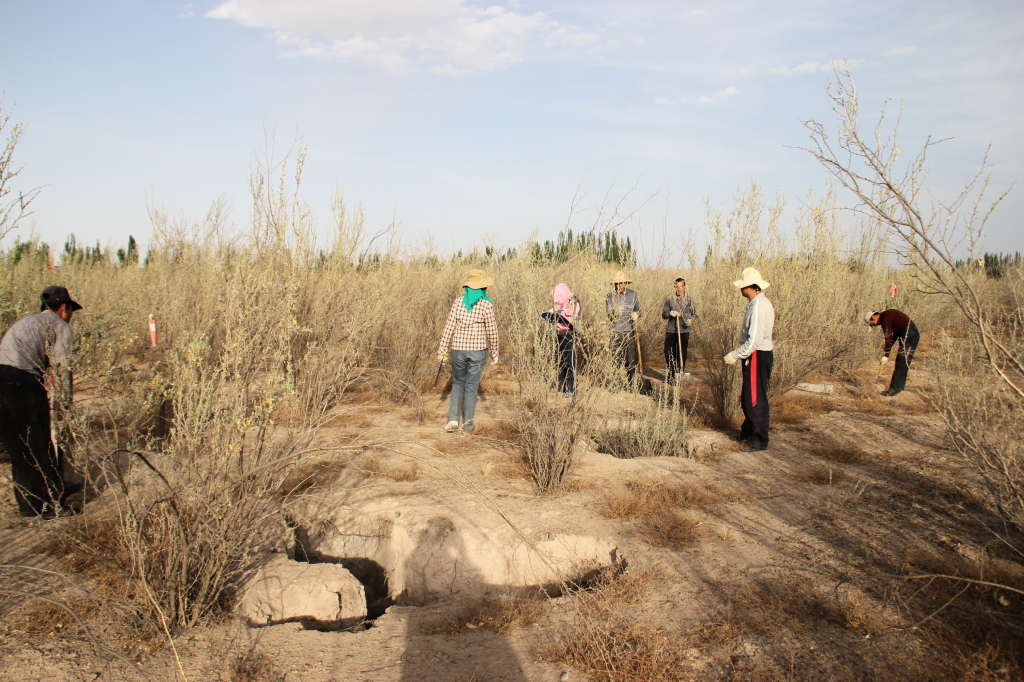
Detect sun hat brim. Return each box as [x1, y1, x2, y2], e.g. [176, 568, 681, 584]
[732, 276, 770, 290]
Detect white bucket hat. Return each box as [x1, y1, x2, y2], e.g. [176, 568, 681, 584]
[863, 311, 878, 325]
[610, 270, 632, 285]
[732, 267, 770, 290]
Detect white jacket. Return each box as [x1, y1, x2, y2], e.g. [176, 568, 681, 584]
[730, 294, 774, 359]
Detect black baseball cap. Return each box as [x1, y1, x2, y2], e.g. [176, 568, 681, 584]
[40, 286, 83, 312]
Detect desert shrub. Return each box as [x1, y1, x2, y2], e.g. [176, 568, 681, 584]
[592, 392, 691, 459]
[542, 568, 693, 681]
[599, 479, 717, 519]
[938, 279, 1024, 531]
[511, 391, 591, 492]
[804, 71, 1024, 546]
[691, 186, 890, 424]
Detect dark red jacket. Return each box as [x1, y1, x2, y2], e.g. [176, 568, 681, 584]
[877, 309, 913, 355]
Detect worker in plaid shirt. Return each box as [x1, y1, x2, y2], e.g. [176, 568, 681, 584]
[437, 269, 500, 434]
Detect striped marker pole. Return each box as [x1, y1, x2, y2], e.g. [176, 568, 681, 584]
[148, 313, 158, 347]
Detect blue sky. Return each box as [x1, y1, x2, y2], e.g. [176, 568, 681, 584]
[3, 0, 1022, 263]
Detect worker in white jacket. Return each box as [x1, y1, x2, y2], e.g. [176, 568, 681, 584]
[723, 268, 775, 451]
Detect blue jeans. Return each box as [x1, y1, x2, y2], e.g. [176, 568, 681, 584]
[448, 349, 487, 424]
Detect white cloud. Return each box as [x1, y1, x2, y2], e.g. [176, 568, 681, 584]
[205, 0, 595, 75]
[697, 86, 738, 106]
[769, 58, 864, 77]
[885, 45, 919, 57]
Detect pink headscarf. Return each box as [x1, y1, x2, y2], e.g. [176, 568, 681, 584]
[551, 282, 580, 332]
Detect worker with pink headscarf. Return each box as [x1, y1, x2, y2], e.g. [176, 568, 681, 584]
[541, 282, 582, 395]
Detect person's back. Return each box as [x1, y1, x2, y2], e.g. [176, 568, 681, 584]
[0, 286, 81, 518]
[0, 309, 74, 379]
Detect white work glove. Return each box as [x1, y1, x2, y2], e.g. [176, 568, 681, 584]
[491, 352, 499, 365]
[685, 318, 693, 326]
[879, 356, 888, 365]
[669, 310, 680, 318]
[630, 312, 639, 322]
[437, 352, 447, 363]
[723, 352, 738, 366]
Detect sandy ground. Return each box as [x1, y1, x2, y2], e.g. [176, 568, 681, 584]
[1, 355, 1017, 681]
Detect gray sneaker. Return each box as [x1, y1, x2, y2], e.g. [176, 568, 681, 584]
[462, 420, 476, 434]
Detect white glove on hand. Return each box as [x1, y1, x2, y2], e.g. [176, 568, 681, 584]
[685, 318, 693, 326]
[723, 352, 738, 366]
[437, 352, 447, 363]
[630, 312, 639, 322]
[491, 352, 499, 365]
[669, 310, 680, 318]
[879, 356, 888, 365]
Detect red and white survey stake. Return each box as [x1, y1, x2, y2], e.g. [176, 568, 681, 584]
[888, 282, 898, 298]
[148, 313, 158, 347]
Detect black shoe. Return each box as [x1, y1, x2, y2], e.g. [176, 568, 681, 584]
[743, 441, 768, 452]
[880, 389, 898, 397]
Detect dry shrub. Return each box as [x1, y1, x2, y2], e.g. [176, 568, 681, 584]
[773, 391, 832, 425]
[598, 479, 718, 519]
[692, 186, 889, 426]
[636, 511, 702, 549]
[542, 567, 691, 681]
[424, 590, 545, 635]
[892, 552, 1024, 679]
[592, 393, 691, 460]
[512, 392, 591, 493]
[9, 514, 157, 655]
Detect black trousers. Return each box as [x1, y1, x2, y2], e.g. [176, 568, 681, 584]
[740, 350, 773, 446]
[556, 331, 576, 394]
[889, 324, 919, 394]
[664, 332, 690, 383]
[611, 331, 638, 383]
[0, 365, 64, 515]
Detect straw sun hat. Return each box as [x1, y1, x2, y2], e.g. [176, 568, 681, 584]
[463, 269, 494, 289]
[610, 271, 632, 285]
[732, 267, 770, 290]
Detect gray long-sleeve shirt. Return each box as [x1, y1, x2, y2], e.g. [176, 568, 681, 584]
[0, 309, 74, 397]
[661, 295, 698, 333]
[605, 289, 640, 332]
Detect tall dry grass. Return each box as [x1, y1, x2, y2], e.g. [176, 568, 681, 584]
[0, 143, 970, 652]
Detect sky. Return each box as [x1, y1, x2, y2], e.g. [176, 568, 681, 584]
[3, 0, 1022, 264]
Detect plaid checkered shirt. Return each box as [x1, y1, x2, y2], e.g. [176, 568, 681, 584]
[437, 297, 499, 358]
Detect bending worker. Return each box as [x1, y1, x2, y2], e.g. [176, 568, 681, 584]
[723, 268, 775, 452]
[605, 271, 640, 385]
[0, 286, 81, 518]
[864, 309, 919, 396]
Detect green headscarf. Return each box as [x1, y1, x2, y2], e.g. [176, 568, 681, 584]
[462, 287, 493, 311]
